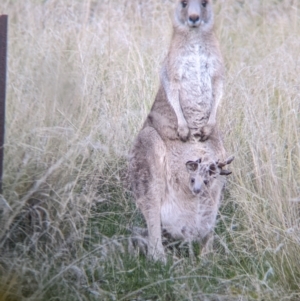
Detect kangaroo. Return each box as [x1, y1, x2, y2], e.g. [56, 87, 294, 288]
[145, 0, 224, 142]
[186, 156, 234, 195]
[128, 0, 228, 262]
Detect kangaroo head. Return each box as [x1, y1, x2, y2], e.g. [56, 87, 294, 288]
[186, 156, 234, 195]
[174, 0, 214, 31]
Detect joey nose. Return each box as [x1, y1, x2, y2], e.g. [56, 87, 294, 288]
[193, 188, 201, 195]
[193, 183, 202, 194]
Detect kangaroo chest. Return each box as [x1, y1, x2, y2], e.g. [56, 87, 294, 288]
[177, 45, 215, 128]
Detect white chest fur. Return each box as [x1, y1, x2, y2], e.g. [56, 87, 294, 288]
[175, 44, 216, 129]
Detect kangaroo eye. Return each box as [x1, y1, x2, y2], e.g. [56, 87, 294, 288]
[202, 1, 207, 7]
[204, 180, 209, 185]
[191, 178, 195, 184]
[182, 1, 187, 8]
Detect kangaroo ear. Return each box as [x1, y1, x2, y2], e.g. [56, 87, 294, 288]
[220, 169, 232, 176]
[186, 161, 198, 172]
[209, 163, 217, 176]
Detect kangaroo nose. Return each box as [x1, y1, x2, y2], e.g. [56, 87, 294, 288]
[193, 188, 201, 195]
[189, 15, 200, 24]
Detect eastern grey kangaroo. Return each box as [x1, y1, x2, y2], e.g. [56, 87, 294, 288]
[128, 0, 229, 262]
[145, 0, 224, 142]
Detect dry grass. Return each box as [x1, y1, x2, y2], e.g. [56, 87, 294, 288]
[0, 0, 299, 300]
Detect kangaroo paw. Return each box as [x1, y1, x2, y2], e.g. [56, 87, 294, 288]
[199, 124, 214, 141]
[177, 124, 190, 142]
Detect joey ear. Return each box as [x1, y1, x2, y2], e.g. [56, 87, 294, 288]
[196, 158, 202, 164]
[209, 163, 217, 176]
[225, 156, 234, 165]
[186, 161, 198, 172]
[220, 169, 232, 176]
[217, 155, 235, 168]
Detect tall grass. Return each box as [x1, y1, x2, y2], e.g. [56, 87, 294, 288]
[0, 0, 299, 300]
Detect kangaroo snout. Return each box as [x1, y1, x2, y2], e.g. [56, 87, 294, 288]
[188, 14, 200, 26]
[193, 186, 201, 195]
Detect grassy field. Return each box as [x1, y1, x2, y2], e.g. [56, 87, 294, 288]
[0, 0, 299, 300]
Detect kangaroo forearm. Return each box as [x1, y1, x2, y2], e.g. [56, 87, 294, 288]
[161, 68, 187, 127]
[169, 91, 187, 127]
[208, 77, 223, 125]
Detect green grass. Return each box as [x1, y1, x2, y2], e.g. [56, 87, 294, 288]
[0, 0, 300, 300]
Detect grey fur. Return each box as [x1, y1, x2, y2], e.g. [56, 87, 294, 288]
[128, 0, 230, 262]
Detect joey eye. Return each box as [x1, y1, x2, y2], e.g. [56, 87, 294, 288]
[191, 178, 195, 184]
[202, 1, 207, 7]
[182, 1, 187, 8]
[204, 180, 209, 185]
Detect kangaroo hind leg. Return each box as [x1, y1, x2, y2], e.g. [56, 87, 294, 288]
[129, 127, 167, 263]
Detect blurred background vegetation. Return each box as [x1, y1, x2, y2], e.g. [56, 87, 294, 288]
[0, 0, 299, 300]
